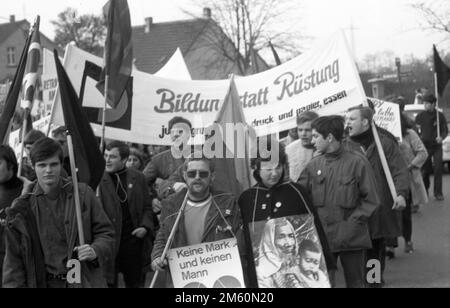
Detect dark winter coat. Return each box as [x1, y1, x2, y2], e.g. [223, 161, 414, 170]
[345, 128, 410, 239]
[299, 146, 380, 252]
[2, 178, 114, 288]
[98, 168, 155, 284]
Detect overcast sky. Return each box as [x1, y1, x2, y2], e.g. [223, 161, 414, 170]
[0, 0, 448, 62]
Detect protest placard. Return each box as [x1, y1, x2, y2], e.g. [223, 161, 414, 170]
[249, 215, 331, 288]
[167, 238, 245, 288]
[370, 97, 402, 142]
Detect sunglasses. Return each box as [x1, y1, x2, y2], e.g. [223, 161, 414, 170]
[186, 170, 210, 179]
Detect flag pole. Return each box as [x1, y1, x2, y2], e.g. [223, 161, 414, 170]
[100, 75, 109, 154]
[17, 108, 30, 177]
[434, 72, 441, 139]
[17, 19, 38, 176]
[149, 191, 189, 288]
[66, 131, 85, 245]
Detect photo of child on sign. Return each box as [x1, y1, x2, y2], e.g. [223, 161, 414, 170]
[249, 215, 330, 288]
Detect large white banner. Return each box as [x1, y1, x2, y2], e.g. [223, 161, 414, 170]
[168, 238, 245, 288]
[50, 31, 366, 145]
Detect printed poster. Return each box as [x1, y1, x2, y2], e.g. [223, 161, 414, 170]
[249, 215, 331, 288]
[168, 238, 245, 288]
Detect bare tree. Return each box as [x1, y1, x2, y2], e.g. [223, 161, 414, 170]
[51, 7, 106, 56]
[411, 1, 450, 38]
[184, 0, 306, 74]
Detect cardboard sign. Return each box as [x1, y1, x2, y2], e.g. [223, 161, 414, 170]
[370, 97, 402, 142]
[168, 238, 245, 288]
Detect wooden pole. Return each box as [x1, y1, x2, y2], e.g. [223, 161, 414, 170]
[17, 108, 30, 177]
[100, 75, 109, 154]
[149, 191, 189, 288]
[371, 122, 398, 208]
[66, 133, 85, 245]
[434, 73, 441, 139]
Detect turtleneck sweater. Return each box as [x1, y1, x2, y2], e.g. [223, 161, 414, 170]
[349, 128, 374, 151]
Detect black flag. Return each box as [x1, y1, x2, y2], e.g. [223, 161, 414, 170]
[53, 50, 105, 190]
[433, 45, 450, 100]
[0, 28, 33, 144]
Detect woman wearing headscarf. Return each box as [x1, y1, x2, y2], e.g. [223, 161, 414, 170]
[256, 218, 303, 288]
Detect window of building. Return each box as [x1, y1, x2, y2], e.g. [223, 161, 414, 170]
[7, 47, 16, 66]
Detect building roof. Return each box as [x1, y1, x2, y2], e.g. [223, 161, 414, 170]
[0, 19, 29, 45]
[132, 18, 211, 74]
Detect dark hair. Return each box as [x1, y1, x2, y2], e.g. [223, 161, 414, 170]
[51, 126, 67, 138]
[24, 129, 46, 146]
[298, 239, 321, 254]
[250, 137, 286, 183]
[168, 116, 192, 131]
[422, 93, 437, 104]
[0, 145, 18, 176]
[297, 111, 319, 126]
[394, 96, 406, 112]
[311, 116, 345, 142]
[128, 147, 145, 170]
[106, 140, 130, 160]
[30, 137, 63, 166]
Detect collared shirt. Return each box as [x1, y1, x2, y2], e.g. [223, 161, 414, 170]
[32, 184, 68, 276]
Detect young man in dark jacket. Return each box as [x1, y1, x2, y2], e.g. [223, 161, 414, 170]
[98, 141, 155, 288]
[415, 93, 448, 201]
[2, 138, 114, 288]
[299, 116, 380, 288]
[345, 106, 409, 287]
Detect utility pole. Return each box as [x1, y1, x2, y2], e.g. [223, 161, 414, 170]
[395, 57, 401, 84]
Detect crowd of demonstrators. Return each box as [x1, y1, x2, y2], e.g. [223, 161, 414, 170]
[0, 94, 447, 288]
[415, 93, 448, 201]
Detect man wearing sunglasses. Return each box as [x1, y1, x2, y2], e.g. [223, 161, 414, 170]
[151, 153, 243, 287]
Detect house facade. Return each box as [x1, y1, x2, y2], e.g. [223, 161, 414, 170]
[132, 8, 269, 80]
[0, 15, 59, 83]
